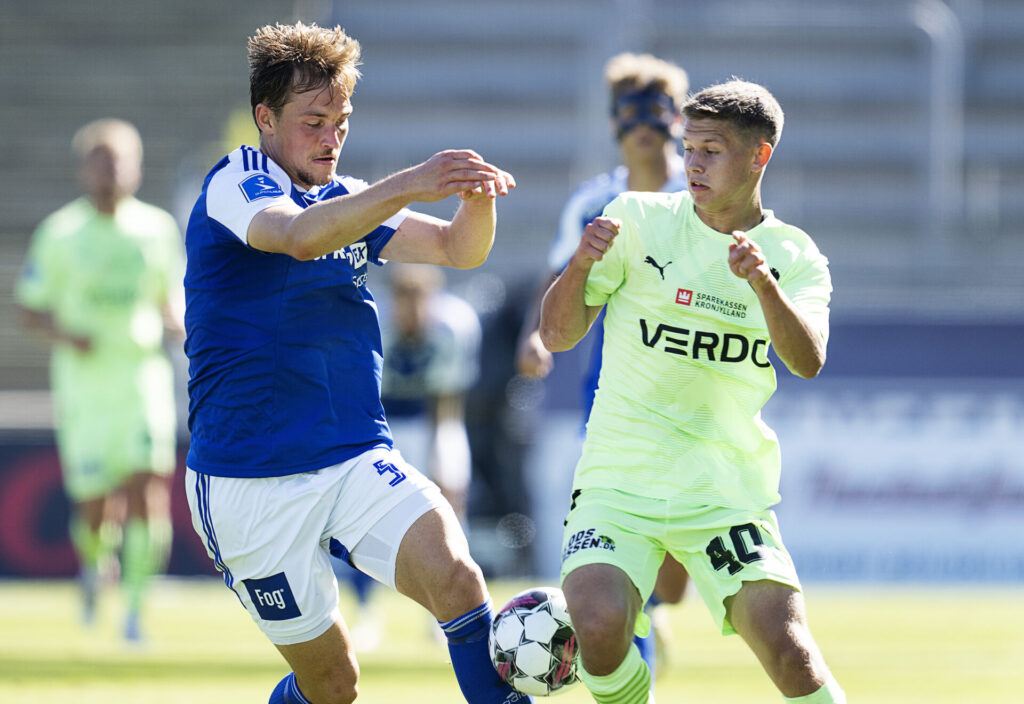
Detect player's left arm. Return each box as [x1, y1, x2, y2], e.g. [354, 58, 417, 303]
[380, 170, 515, 269]
[729, 231, 826, 379]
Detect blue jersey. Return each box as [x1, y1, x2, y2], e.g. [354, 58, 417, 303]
[184, 146, 410, 477]
[547, 158, 686, 420]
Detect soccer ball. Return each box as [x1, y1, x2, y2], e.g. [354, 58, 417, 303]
[489, 586, 579, 696]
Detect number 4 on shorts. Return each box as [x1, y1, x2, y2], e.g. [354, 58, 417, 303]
[706, 523, 765, 575]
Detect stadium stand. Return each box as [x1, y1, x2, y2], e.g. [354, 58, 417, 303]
[2, 0, 1023, 396]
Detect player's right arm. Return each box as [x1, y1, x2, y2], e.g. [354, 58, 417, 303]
[539, 217, 620, 352]
[515, 184, 597, 377]
[17, 306, 91, 352]
[15, 223, 91, 352]
[514, 272, 557, 377]
[247, 150, 510, 261]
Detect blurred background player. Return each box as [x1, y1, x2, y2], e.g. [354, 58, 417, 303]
[340, 262, 482, 651]
[515, 52, 691, 678]
[382, 264, 480, 525]
[15, 118, 184, 643]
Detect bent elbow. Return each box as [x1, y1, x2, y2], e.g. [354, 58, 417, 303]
[795, 353, 826, 379]
[538, 326, 572, 354]
[287, 236, 322, 261]
[448, 250, 490, 270]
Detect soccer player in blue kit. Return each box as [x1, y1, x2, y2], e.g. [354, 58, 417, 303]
[182, 22, 522, 704]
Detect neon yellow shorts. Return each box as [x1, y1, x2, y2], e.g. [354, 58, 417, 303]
[54, 354, 176, 501]
[560, 488, 801, 636]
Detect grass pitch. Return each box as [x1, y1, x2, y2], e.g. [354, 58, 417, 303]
[0, 578, 1020, 703]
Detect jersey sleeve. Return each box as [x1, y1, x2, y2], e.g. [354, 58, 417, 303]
[780, 240, 832, 343]
[205, 155, 294, 244]
[15, 219, 60, 312]
[583, 195, 632, 307]
[337, 175, 410, 264]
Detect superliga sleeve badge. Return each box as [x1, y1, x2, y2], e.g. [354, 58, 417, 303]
[239, 173, 286, 203]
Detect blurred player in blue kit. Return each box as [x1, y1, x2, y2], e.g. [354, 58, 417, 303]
[342, 263, 482, 651]
[516, 53, 692, 681]
[16, 118, 184, 643]
[182, 21, 525, 704]
[381, 264, 480, 526]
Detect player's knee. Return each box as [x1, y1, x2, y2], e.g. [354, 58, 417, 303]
[307, 662, 360, 704]
[761, 630, 825, 691]
[570, 598, 633, 652]
[449, 555, 486, 598]
[430, 553, 486, 615]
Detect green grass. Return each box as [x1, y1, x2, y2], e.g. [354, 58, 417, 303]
[0, 578, 1021, 702]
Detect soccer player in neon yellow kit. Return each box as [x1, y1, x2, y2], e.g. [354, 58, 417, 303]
[541, 80, 845, 703]
[16, 119, 183, 642]
[516, 52, 691, 680]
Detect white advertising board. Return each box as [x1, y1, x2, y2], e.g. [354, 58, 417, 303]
[768, 380, 1024, 581]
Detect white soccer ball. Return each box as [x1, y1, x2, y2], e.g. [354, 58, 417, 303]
[489, 586, 579, 696]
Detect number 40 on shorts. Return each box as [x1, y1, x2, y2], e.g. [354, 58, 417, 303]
[706, 523, 765, 575]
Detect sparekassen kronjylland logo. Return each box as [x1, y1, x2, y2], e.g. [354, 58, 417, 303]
[677, 289, 748, 319]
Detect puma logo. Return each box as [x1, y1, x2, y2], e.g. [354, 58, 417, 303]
[644, 255, 671, 279]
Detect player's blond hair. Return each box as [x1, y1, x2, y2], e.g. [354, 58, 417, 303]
[71, 118, 142, 163]
[604, 52, 689, 106]
[247, 21, 362, 121]
[682, 79, 785, 146]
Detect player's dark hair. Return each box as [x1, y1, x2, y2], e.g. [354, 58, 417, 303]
[247, 22, 362, 124]
[682, 79, 784, 146]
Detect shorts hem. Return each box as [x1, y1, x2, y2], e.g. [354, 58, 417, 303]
[264, 608, 340, 646]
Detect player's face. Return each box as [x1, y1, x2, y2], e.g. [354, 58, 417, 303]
[391, 284, 431, 337]
[265, 82, 352, 189]
[619, 122, 673, 160]
[614, 89, 680, 158]
[79, 142, 141, 205]
[682, 117, 764, 214]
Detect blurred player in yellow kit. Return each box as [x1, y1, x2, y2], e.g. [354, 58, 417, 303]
[16, 118, 185, 642]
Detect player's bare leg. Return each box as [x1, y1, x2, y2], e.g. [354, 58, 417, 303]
[394, 503, 486, 618]
[562, 563, 643, 675]
[652, 554, 687, 604]
[395, 503, 529, 703]
[71, 494, 113, 625]
[564, 563, 653, 703]
[121, 471, 173, 641]
[648, 554, 688, 673]
[275, 622, 360, 704]
[725, 579, 832, 698]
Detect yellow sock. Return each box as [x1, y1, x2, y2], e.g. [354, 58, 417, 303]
[784, 673, 846, 704]
[579, 643, 652, 704]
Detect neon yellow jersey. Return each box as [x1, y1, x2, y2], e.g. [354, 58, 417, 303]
[576, 190, 831, 510]
[16, 197, 183, 410]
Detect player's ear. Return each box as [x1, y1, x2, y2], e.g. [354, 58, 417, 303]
[751, 141, 773, 172]
[254, 103, 276, 137]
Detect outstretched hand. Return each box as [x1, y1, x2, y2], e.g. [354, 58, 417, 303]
[408, 149, 515, 203]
